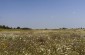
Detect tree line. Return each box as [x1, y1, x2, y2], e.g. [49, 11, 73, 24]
[0, 25, 85, 30]
[0, 25, 32, 30]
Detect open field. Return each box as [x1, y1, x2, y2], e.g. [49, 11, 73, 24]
[0, 29, 85, 55]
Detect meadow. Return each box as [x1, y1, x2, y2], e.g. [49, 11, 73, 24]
[0, 29, 85, 55]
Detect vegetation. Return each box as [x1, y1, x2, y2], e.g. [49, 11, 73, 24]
[0, 25, 12, 29]
[0, 29, 85, 55]
[0, 25, 32, 30]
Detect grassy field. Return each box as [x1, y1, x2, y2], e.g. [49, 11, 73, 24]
[0, 29, 85, 55]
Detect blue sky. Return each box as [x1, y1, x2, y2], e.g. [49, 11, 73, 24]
[0, 0, 85, 29]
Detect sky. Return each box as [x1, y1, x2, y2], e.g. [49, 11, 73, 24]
[0, 0, 85, 29]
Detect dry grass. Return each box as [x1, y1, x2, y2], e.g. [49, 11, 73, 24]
[0, 29, 85, 55]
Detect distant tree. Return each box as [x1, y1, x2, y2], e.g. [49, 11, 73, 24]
[0, 25, 2, 28]
[0, 25, 12, 29]
[0, 25, 32, 30]
[63, 28, 67, 29]
[60, 27, 68, 30]
[21, 27, 32, 30]
[6, 26, 9, 29]
[45, 28, 48, 30]
[17, 27, 20, 29]
[2, 25, 6, 29]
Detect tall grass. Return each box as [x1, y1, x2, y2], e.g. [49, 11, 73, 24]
[0, 29, 85, 55]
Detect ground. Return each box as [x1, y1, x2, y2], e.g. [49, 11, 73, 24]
[0, 29, 85, 55]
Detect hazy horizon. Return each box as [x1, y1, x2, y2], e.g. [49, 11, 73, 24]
[0, 0, 85, 29]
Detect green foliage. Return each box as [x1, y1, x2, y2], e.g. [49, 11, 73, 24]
[21, 27, 32, 30]
[17, 27, 20, 29]
[0, 25, 12, 29]
[0, 25, 32, 30]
